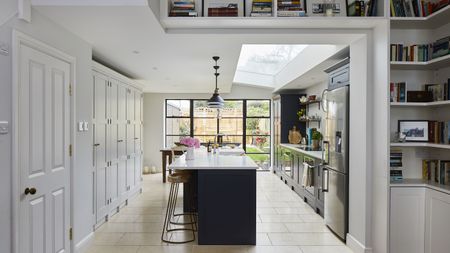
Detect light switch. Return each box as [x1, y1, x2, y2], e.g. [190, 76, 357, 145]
[83, 122, 89, 131]
[78, 122, 84, 132]
[0, 121, 9, 134]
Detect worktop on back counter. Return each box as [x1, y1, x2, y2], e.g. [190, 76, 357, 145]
[280, 143, 323, 160]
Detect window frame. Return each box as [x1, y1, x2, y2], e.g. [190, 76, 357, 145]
[164, 98, 271, 169]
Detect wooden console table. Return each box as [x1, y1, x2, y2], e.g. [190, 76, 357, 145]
[160, 148, 185, 183]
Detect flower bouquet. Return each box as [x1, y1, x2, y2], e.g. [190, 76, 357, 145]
[180, 137, 200, 160]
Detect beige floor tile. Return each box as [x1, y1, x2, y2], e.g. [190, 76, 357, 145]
[248, 246, 303, 253]
[118, 232, 166, 246]
[257, 208, 278, 214]
[257, 223, 289, 233]
[259, 214, 304, 223]
[135, 215, 166, 223]
[300, 246, 352, 253]
[93, 233, 125, 245]
[192, 245, 249, 253]
[137, 246, 193, 253]
[257, 201, 290, 208]
[109, 214, 140, 223]
[299, 215, 325, 223]
[275, 208, 315, 215]
[267, 233, 344, 246]
[284, 223, 330, 233]
[85, 245, 139, 253]
[257, 233, 272, 246]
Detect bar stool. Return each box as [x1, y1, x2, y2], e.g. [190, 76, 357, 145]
[161, 172, 196, 244]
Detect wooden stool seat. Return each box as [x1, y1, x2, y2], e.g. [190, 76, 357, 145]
[167, 173, 190, 184]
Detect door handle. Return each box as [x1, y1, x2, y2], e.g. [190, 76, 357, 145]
[24, 187, 37, 195]
[94, 143, 100, 147]
[134, 138, 138, 140]
[322, 168, 329, 192]
[117, 140, 123, 143]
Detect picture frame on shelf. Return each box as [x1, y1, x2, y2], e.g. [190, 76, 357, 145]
[204, 0, 245, 17]
[307, 0, 347, 16]
[398, 120, 429, 142]
[425, 83, 444, 101]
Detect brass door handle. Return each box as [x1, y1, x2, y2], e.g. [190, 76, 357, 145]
[24, 187, 37, 195]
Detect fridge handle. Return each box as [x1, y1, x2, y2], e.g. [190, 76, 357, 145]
[322, 141, 330, 165]
[322, 167, 329, 192]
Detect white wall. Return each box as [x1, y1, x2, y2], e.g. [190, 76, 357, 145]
[143, 84, 273, 170]
[0, 8, 94, 250]
[0, 0, 18, 26]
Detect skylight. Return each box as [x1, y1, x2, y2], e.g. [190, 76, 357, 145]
[236, 44, 308, 76]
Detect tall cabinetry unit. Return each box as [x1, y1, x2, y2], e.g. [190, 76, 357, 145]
[92, 62, 143, 226]
[272, 94, 306, 172]
[389, 7, 450, 253]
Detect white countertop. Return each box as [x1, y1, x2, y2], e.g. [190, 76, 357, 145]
[280, 143, 323, 160]
[168, 149, 258, 170]
[390, 178, 450, 195]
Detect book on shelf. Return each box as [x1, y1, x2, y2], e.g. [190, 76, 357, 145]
[423, 159, 450, 185]
[390, 0, 450, 17]
[428, 121, 450, 144]
[277, 0, 305, 17]
[390, 36, 450, 62]
[169, 0, 198, 17]
[348, 0, 378, 16]
[251, 0, 273, 17]
[390, 82, 407, 102]
[208, 3, 239, 17]
[390, 149, 403, 181]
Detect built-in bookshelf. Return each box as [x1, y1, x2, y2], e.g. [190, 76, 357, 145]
[389, 2, 450, 185]
[160, 0, 386, 29]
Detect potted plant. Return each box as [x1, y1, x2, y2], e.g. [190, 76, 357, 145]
[297, 109, 306, 120]
[311, 130, 323, 150]
[180, 137, 200, 160]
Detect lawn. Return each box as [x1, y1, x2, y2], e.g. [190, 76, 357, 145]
[246, 146, 269, 163]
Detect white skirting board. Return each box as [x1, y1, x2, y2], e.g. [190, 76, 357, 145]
[347, 233, 373, 253]
[74, 232, 94, 253]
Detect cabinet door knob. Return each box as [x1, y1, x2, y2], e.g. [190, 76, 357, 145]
[24, 187, 37, 195]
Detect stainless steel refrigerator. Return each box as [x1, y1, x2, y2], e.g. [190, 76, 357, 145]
[321, 85, 349, 241]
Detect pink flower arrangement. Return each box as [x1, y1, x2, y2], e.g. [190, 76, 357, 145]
[180, 137, 200, 148]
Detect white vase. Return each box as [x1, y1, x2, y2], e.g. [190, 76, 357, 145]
[185, 147, 195, 160]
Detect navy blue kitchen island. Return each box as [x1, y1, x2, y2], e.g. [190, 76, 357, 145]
[168, 150, 258, 245]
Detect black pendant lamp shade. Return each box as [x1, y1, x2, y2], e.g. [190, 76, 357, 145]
[207, 56, 224, 109]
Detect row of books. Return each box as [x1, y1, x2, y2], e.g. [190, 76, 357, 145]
[390, 82, 407, 102]
[390, 43, 433, 62]
[426, 82, 450, 101]
[277, 0, 305, 17]
[208, 3, 238, 17]
[390, 0, 449, 17]
[422, 159, 450, 185]
[428, 121, 450, 144]
[348, 0, 379, 16]
[251, 0, 273, 17]
[390, 37, 450, 62]
[390, 150, 403, 181]
[169, 0, 198, 17]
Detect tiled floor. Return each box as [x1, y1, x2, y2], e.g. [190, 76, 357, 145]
[84, 172, 353, 253]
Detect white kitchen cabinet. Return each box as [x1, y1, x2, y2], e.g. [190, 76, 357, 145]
[425, 189, 450, 253]
[92, 62, 143, 227]
[390, 187, 426, 253]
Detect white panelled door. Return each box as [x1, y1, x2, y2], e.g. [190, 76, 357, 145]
[18, 44, 71, 253]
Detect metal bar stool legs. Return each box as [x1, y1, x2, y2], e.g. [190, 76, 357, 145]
[161, 174, 196, 244]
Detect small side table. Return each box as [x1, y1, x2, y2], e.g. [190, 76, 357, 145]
[160, 148, 185, 183]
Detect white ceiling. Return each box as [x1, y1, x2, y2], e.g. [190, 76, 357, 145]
[34, 3, 353, 93]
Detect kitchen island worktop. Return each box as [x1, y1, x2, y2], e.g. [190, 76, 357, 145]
[168, 150, 257, 245]
[168, 150, 258, 170]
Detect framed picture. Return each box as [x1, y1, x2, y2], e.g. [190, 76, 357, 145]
[204, 0, 245, 17]
[398, 120, 429, 142]
[425, 83, 443, 101]
[307, 0, 347, 16]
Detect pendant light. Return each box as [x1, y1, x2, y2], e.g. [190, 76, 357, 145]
[207, 56, 224, 109]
